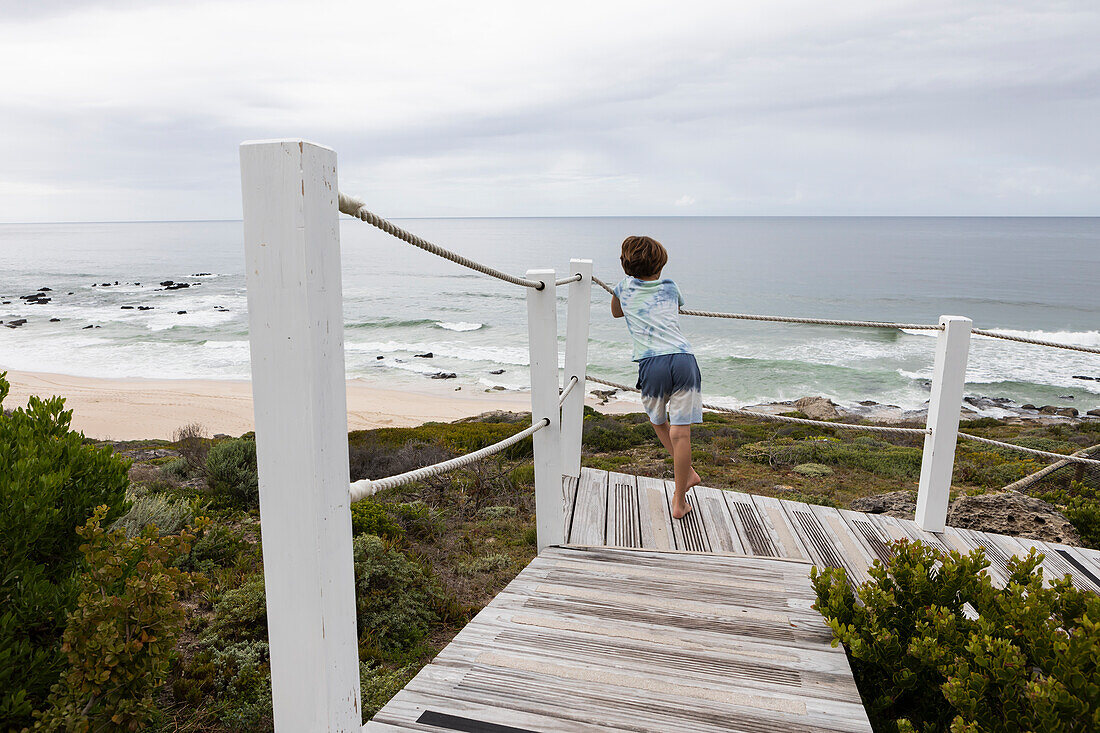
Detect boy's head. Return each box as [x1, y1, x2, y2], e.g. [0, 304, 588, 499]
[620, 235, 668, 278]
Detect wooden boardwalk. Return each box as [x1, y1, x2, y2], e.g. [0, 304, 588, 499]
[365, 468, 1100, 732]
[565, 468, 1100, 594]
[364, 546, 872, 733]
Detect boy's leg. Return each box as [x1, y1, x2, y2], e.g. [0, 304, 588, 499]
[652, 420, 674, 455]
[669, 424, 700, 519]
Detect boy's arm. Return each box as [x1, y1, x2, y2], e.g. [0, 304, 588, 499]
[611, 295, 624, 318]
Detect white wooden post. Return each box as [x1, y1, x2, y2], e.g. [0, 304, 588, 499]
[915, 315, 972, 533]
[240, 140, 360, 731]
[561, 259, 593, 478]
[527, 269, 564, 551]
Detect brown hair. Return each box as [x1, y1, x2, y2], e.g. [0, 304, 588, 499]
[620, 235, 668, 278]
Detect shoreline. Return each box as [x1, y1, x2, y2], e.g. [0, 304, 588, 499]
[0, 368, 631, 441]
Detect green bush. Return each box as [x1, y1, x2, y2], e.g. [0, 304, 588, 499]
[0, 373, 130, 728]
[111, 492, 194, 537]
[792, 462, 834, 477]
[478, 505, 518, 520]
[177, 524, 250, 574]
[389, 501, 444, 540]
[360, 661, 417, 721]
[812, 539, 1100, 732]
[458, 553, 514, 575]
[350, 500, 405, 540]
[31, 507, 203, 731]
[353, 535, 440, 653]
[161, 457, 190, 481]
[741, 436, 921, 479]
[1037, 482, 1100, 549]
[206, 437, 259, 508]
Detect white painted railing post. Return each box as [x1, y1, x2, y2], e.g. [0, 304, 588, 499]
[561, 259, 593, 478]
[915, 315, 972, 533]
[527, 269, 564, 551]
[240, 140, 360, 731]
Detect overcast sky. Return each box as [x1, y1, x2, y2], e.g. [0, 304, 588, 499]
[1, 0, 1097, 221]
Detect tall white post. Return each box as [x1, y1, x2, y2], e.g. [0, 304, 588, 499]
[561, 259, 593, 478]
[240, 140, 360, 731]
[915, 315, 972, 533]
[527, 269, 564, 551]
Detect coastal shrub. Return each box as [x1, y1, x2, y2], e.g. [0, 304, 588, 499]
[111, 491, 194, 537]
[812, 539, 1100, 732]
[31, 507, 204, 731]
[953, 447, 1037, 487]
[350, 499, 405, 540]
[361, 662, 418, 721]
[353, 534, 440, 653]
[741, 437, 922, 479]
[390, 500, 445, 540]
[161, 456, 190, 480]
[349, 439, 453, 483]
[458, 552, 514, 575]
[348, 421, 535, 465]
[177, 523, 251, 574]
[173, 422, 211, 474]
[479, 505, 518, 520]
[206, 574, 268, 644]
[0, 373, 130, 728]
[509, 463, 536, 486]
[582, 412, 652, 453]
[206, 436, 259, 508]
[792, 462, 833, 478]
[1037, 482, 1100, 549]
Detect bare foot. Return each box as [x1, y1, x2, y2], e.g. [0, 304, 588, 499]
[672, 496, 693, 520]
[687, 469, 702, 489]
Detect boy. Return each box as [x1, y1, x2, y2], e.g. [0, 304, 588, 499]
[611, 235, 702, 519]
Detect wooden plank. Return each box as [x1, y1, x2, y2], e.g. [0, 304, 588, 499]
[805, 504, 876, 586]
[752, 494, 813, 562]
[664, 480, 712, 553]
[562, 475, 578, 544]
[569, 468, 608, 546]
[607, 472, 642, 548]
[367, 546, 872, 733]
[636, 474, 674, 550]
[723, 490, 779, 557]
[838, 508, 896, 568]
[779, 498, 866, 583]
[693, 485, 745, 554]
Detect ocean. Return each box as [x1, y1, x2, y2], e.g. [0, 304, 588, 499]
[1, 217, 1098, 416]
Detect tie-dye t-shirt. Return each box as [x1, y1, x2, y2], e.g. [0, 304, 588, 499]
[613, 277, 693, 361]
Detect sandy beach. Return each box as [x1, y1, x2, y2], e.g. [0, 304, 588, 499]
[0, 368, 626, 441]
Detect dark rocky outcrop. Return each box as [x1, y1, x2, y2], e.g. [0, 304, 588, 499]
[414, 352, 434, 358]
[849, 491, 917, 519]
[946, 493, 1081, 545]
[430, 372, 456, 379]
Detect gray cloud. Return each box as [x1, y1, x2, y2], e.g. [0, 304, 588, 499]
[0, 0, 1097, 221]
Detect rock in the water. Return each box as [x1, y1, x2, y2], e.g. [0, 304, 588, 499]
[430, 372, 456, 379]
[38, 287, 51, 292]
[160, 280, 174, 286]
[793, 396, 841, 420]
[177, 310, 187, 315]
[946, 493, 1081, 545]
[121, 305, 134, 310]
[49, 318, 60, 322]
[1072, 375, 1096, 381]
[489, 369, 505, 375]
[592, 389, 617, 405]
[376, 355, 384, 360]
[849, 491, 916, 519]
[1058, 395, 1075, 400]
[1039, 405, 1078, 417]
[82, 324, 94, 329]
[1021, 404, 1037, 410]
[1088, 409, 1100, 417]
[414, 352, 433, 358]
[138, 306, 153, 310]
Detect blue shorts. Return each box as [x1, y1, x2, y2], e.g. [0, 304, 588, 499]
[637, 353, 703, 426]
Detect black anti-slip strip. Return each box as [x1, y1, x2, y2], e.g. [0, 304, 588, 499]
[1056, 549, 1100, 590]
[416, 710, 540, 733]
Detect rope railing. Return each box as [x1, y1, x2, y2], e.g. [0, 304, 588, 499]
[555, 274, 583, 286]
[585, 376, 930, 436]
[558, 375, 579, 407]
[970, 328, 1100, 355]
[955, 433, 1100, 467]
[349, 418, 549, 502]
[594, 275, 1100, 354]
[1000, 443, 1100, 492]
[338, 192, 545, 290]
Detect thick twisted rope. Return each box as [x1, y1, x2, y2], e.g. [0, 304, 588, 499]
[555, 274, 583, 286]
[558, 375, 579, 407]
[1000, 443, 1100, 492]
[585, 376, 930, 436]
[971, 329, 1100, 355]
[349, 418, 549, 501]
[338, 193, 544, 289]
[592, 275, 940, 330]
[955, 433, 1100, 467]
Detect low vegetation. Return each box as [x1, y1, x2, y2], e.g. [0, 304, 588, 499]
[2, 367, 1098, 730]
[812, 539, 1100, 732]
